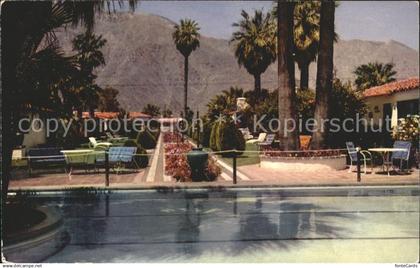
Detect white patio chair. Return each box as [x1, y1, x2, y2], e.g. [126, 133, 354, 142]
[89, 137, 112, 149]
[246, 132, 267, 144]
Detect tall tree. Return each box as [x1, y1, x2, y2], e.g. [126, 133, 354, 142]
[98, 87, 122, 112]
[231, 10, 277, 96]
[1, 0, 138, 206]
[353, 62, 397, 91]
[310, 0, 336, 149]
[71, 31, 107, 117]
[293, 1, 321, 90]
[142, 104, 161, 117]
[172, 19, 200, 119]
[277, 1, 300, 150]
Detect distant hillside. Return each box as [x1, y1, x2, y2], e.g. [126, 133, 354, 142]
[56, 12, 419, 113]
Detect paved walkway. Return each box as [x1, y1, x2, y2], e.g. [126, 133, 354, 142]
[239, 165, 419, 186]
[9, 166, 419, 190]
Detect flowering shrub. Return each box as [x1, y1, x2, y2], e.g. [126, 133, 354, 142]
[163, 132, 183, 143]
[164, 142, 192, 181]
[205, 157, 221, 181]
[392, 115, 419, 144]
[262, 147, 343, 158]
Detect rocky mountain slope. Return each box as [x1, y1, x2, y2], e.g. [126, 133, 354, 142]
[56, 12, 419, 113]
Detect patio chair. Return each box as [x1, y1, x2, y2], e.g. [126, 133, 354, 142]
[105, 132, 115, 140]
[258, 134, 276, 150]
[108, 146, 138, 173]
[346, 142, 373, 174]
[89, 137, 112, 149]
[246, 132, 267, 144]
[239, 128, 253, 140]
[388, 141, 411, 172]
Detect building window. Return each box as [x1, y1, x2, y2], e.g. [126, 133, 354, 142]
[397, 99, 419, 118]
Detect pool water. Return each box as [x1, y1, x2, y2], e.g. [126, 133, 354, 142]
[13, 188, 420, 262]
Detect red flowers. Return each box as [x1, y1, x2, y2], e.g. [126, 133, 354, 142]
[163, 132, 221, 182]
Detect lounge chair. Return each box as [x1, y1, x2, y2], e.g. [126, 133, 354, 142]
[246, 133, 267, 144]
[89, 137, 112, 149]
[346, 142, 372, 174]
[388, 141, 411, 172]
[258, 134, 276, 150]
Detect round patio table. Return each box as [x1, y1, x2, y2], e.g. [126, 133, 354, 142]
[368, 148, 408, 176]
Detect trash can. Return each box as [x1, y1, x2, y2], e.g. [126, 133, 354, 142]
[187, 147, 209, 181]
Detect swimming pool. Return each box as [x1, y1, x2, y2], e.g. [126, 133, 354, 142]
[8, 187, 420, 262]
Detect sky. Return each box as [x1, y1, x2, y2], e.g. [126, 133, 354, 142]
[126, 0, 419, 50]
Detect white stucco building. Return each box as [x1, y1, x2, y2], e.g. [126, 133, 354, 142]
[363, 78, 419, 128]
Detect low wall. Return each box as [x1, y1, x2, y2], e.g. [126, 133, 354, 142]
[260, 155, 347, 172]
[3, 206, 68, 262]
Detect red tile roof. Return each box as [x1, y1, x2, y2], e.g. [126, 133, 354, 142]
[363, 78, 419, 98]
[128, 112, 152, 119]
[82, 111, 151, 119]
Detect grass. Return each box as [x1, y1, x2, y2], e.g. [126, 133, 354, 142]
[219, 142, 260, 167]
[183, 137, 262, 167]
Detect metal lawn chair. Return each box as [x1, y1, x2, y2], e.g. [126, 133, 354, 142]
[346, 142, 373, 174]
[389, 141, 411, 172]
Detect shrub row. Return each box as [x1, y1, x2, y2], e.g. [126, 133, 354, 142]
[136, 129, 157, 149]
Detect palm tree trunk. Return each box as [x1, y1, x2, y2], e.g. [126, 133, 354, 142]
[277, 1, 300, 150]
[254, 73, 261, 95]
[310, 0, 335, 149]
[184, 55, 189, 119]
[300, 62, 310, 90]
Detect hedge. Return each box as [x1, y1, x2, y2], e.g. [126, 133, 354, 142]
[136, 130, 157, 149]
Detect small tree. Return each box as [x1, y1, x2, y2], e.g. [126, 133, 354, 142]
[354, 62, 397, 92]
[142, 104, 161, 117]
[98, 87, 122, 112]
[210, 118, 245, 157]
[136, 130, 157, 150]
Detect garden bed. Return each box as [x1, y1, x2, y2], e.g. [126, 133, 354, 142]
[260, 148, 347, 171]
[163, 132, 221, 182]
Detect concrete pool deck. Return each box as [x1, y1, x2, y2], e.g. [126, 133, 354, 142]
[8, 166, 419, 191]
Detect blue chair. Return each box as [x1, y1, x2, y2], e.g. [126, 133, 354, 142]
[108, 147, 137, 173]
[390, 141, 411, 172]
[346, 142, 373, 174]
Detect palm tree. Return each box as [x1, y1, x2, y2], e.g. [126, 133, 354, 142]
[277, 1, 300, 150]
[354, 62, 397, 91]
[231, 10, 276, 96]
[206, 86, 244, 120]
[72, 32, 107, 118]
[310, 0, 336, 149]
[142, 104, 161, 117]
[293, 1, 321, 90]
[172, 19, 200, 119]
[1, 0, 138, 203]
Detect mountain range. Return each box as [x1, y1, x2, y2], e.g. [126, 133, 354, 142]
[56, 12, 419, 113]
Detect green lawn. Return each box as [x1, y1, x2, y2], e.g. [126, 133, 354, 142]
[219, 142, 260, 167]
[189, 138, 260, 167]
